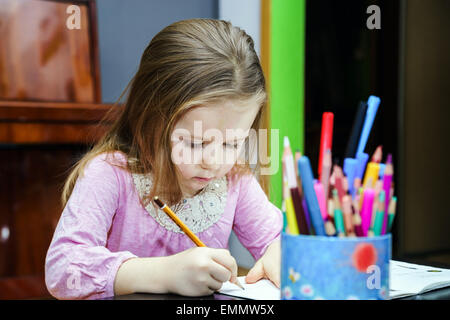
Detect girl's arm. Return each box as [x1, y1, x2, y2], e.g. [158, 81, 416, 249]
[232, 174, 283, 261]
[46, 154, 240, 299]
[114, 256, 169, 295]
[232, 174, 283, 286]
[114, 247, 240, 297]
[45, 155, 137, 299]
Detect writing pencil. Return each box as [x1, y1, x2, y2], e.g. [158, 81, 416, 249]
[153, 196, 244, 290]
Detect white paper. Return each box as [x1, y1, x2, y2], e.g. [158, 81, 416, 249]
[389, 260, 450, 299]
[218, 276, 280, 300]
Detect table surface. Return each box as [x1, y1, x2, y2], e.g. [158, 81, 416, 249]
[104, 292, 242, 300]
[104, 288, 450, 300]
[103, 258, 450, 300]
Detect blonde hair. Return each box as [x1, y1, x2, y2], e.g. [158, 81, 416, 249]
[62, 18, 267, 208]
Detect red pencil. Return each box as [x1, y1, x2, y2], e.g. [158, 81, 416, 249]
[318, 112, 334, 176]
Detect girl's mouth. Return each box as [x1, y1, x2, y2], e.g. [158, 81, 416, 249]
[194, 177, 212, 182]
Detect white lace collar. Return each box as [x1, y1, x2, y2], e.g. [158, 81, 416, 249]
[132, 173, 228, 233]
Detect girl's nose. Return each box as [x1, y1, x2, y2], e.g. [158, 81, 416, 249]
[201, 143, 222, 170]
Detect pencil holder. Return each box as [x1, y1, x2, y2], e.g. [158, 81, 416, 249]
[281, 233, 391, 300]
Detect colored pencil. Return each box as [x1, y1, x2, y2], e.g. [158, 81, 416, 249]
[320, 149, 332, 207]
[342, 195, 356, 237]
[294, 150, 304, 197]
[345, 101, 368, 159]
[356, 95, 380, 156]
[387, 196, 397, 232]
[283, 180, 300, 235]
[381, 155, 393, 234]
[332, 189, 346, 237]
[363, 162, 380, 188]
[353, 192, 363, 237]
[373, 191, 386, 236]
[318, 112, 334, 176]
[360, 188, 375, 237]
[284, 137, 309, 234]
[298, 156, 326, 236]
[371, 145, 383, 163]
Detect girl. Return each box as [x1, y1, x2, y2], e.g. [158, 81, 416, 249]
[45, 18, 282, 299]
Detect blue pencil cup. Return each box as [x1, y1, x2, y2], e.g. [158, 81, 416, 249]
[281, 233, 391, 300]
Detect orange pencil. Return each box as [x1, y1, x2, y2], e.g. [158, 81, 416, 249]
[342, 195, 356, 237]
[154, 197, 244, 290]
[154, 197, 205, 246]
[371, 145, 383, 163]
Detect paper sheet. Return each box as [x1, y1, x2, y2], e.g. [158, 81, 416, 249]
[218, 277, 280, 300]
[389, 260, 450, 299]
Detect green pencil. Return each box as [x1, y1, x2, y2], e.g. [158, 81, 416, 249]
[332, 189, 346, 237]
[373, 191, 386, 236]
[387, 196, 397, 232]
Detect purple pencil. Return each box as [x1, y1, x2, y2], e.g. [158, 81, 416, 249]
[353, 193, 363, 237]
[302, 198, 312, 234]
[381, 154, 393, 234]
[361, 188, 375, 237]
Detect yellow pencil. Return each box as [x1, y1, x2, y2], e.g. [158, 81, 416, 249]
[363, 163, 379, 188]
[283, 180, 300, 235]
[153, 196, 244, 290]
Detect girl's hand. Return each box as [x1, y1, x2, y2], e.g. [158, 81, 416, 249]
[164, 247, 239, 296]
[245, 239, 281, 288]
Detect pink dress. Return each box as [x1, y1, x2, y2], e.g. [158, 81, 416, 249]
[45, 152, 282, 299]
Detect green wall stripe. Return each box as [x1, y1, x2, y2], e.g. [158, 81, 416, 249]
[269, 0, 306, 208]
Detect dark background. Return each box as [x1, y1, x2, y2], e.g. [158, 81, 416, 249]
[304, 0, 450, 263]
[304, 0, 400, 250]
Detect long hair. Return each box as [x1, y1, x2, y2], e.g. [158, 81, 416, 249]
[62, 18, 267, 208]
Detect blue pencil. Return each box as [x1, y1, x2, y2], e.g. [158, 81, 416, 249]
[297, 156, 326, 236]
[343, 158, 358, 196]
[356, 95, 381, 156]
[355, 152, 369, 180]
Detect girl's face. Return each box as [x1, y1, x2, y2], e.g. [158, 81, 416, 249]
[171, 99, 260, 198]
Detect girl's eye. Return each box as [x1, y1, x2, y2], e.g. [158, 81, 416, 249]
[224, 143, 239, 149]
[190, 142, 203, 149]
[186, 141, 239, 149]
[183, 140, 203, 149]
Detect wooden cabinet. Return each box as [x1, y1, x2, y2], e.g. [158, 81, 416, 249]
[0, 0, 116, 298]
[0, 0, 100, 102]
